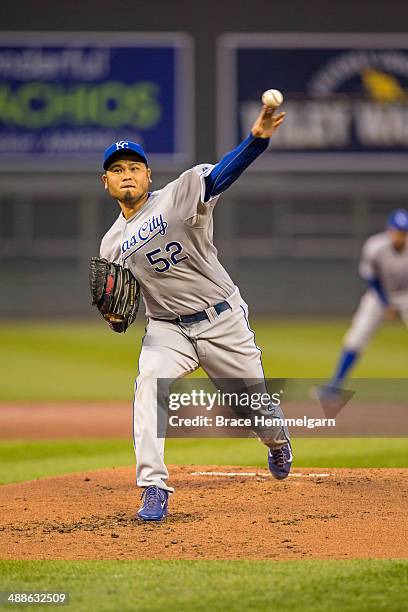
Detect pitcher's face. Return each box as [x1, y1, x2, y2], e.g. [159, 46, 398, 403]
[103, 157, 151, 204]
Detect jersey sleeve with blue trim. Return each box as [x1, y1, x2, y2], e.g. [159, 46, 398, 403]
[204, 134, 269, 202]
[359, 234, 389, 305]
[173, 133, 270, 221]
[359, 234, 384, 281]
[172, 164, 219, 222]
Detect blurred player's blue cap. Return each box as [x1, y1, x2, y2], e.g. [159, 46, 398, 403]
[387, 209, 408, 232]
[103, 140, 148, 170]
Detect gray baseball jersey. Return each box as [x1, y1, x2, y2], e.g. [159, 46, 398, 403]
[100, 165, 236, 319]
[359, 231, 408, 296]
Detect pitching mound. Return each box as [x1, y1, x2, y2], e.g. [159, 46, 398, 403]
[1, 466, 407, 560]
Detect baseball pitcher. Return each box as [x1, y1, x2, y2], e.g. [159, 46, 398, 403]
[95, 104, 292, 521]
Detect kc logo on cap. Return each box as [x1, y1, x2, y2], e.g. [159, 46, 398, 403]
[103, 140, 148, 170]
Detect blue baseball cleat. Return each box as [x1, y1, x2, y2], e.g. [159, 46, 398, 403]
[137, 485, 169, 521]
[268, 442, 293, 480]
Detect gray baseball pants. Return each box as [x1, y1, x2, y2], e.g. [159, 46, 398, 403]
[132, 287, 289, 492]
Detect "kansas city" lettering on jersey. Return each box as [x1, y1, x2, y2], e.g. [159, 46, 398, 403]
[121, 213, 168, 255]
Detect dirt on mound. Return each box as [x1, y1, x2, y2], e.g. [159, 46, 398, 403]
[1, 466, 407, 560]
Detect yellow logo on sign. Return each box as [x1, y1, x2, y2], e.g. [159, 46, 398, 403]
[362, 68, 408, 104]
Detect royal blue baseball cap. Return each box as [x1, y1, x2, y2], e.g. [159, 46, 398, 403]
[387, 208, 408, 232]
[103, 140, 148, 170]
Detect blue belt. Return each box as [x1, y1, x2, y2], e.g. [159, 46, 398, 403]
[174, 300, 231, 324]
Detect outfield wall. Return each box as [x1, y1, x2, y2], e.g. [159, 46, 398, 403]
[1, 1, 408, 316]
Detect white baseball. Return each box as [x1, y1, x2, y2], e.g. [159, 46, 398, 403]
[262, 89, 284, 108]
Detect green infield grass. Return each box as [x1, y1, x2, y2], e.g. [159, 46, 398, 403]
[0, 559, 407, 611]
[0, 319, 407, 402]
[0, 437, 406, 485]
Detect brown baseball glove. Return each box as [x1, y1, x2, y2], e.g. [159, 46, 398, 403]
[89, 257, 140, 333]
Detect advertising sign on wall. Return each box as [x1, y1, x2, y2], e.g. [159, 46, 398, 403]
[0, 32, 193, 170]
[218, 34, 408, 171]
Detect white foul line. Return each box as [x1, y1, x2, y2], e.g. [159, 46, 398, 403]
[190, 471, 333, 478]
